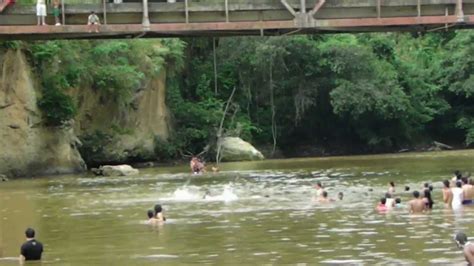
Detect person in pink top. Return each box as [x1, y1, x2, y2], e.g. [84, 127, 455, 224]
[376, 198, 388, 212]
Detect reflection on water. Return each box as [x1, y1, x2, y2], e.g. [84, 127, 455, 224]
[0, 150, 474, 265]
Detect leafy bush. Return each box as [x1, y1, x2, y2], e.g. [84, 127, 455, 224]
[37, 87, 76, 127]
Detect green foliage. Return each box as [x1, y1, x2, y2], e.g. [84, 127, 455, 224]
[37, 86, 76, 126]
[78, 131, 114, 166]
[154, 136, 178, 160]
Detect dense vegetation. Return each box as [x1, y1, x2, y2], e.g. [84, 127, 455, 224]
[4, 30, 474, 163]
[174, 32, 474, 157]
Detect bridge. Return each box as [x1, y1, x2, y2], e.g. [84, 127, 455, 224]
[0, 0, 472, 40]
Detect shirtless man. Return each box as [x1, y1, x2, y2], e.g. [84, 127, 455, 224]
[442, 180, 453, 206]
[454, 232, 474, 265]
[318, 191, 333, 203]
[146, 210, 160, 225]
[408, 191, 426, 213]
[154, 204, 166, 222]
[314, 182, 324, 197]
[190, 157, 205, 174]
[462, 177, 474, 205]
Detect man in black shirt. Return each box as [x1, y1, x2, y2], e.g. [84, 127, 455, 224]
[19, 228, 43, 262]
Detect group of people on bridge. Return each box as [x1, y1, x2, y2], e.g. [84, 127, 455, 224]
[33, 0, 100, 32]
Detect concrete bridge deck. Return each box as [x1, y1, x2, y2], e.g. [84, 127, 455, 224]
[0, 0, 473, 39]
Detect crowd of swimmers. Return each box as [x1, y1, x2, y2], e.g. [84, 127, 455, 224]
[14, 169, 474, 264]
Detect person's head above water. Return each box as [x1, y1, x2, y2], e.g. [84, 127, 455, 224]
[385, 192, 392, 199]
[413, 190, 420, 198]
[25, 228, 35, 239]
[338, 192, 343, 200]
[389, 181, 395, 187]
[455, 232, 469, 248]
[454, 170, 462, 180]
[315, 182, 323, 189]
[405, 186, 410, 191]
[424, 183, 429, 188]
[462, 177, 469, 185]
[395, 198, 401, 204]
[322, 191, 328, 198]
[457, 181, 463, 188]
[443, 180, 450, 188]
[147, 210, 154, 219]
[429, 185, 434, 192]
[154, 204, 163, 214]
[380, 198, 386, 205]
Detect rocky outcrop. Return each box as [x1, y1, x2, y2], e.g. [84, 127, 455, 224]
[93, 165, 139, 176]
[218, 137, 264, 162]
[71, 69, 171, 165]
[0, 49, 86, 177]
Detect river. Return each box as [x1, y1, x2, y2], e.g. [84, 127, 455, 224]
[1, 150, 474, 265]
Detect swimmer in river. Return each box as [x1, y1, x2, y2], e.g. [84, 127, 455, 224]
[452, 170, 463, 187]
[454, 232, 474, 264]
[388, 181, 395, 196]
[376, 198, 387, 212]
[146, 210, 160, 225]
[452, 181, 464, 210]
[338, 192, 343, 201]
[422, 190, 434, 210]
[154, 204, 166, 222]
[19, 228, 43, 263]
[190, 157, 205, 174]
[405, 186, 410, 192]
[318, 191, 334, 203]
[395, 198, 402, 208]
[462, 177, 474, 205]
[442, 180, 453, 206]
[314, 182, 325, 197]
[385, 193, 395, 209]
[408, 191, 426, 213]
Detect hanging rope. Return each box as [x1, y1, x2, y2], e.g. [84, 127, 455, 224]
[213, 37, 218, 95]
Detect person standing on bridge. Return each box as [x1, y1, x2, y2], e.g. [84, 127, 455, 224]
[36, 0, 47, 26]
[87, 11, 101, 33]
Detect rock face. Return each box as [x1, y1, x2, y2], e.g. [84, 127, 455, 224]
[71, 69, 171, 165]
[218, 137, 265, 162]
[98, 165, 139, 176]
[0, 50, 86, 177]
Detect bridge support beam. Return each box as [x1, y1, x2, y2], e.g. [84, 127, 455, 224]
[280, 0, 296, 17]
[456, 0, 465, 22]
[309, 0, 325, 17]
[142, 0, 150, 30]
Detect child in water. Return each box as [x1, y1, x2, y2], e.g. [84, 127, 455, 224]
[154, 204, 166, 222]
[376, 198, 388, 212]
[146, 210, 159, 225]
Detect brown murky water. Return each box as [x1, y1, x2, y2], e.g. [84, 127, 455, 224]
[1, 150, 474, 265]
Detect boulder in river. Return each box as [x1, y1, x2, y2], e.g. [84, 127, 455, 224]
[96, 165, 139, 176]
[218, 137, 264, 162]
